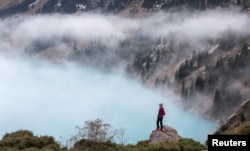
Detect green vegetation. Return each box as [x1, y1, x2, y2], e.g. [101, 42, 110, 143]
[0, 130, 62, 151]
[0, 131, 206, 151]
[221, 121, 250, 135]
[0, 119, 206, 151]
[73, 138, 206, 151]
[177, 138, 207, 151]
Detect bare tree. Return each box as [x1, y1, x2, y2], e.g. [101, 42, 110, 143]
[83, 118, 116, 142]
[115, 126, 129, 145]
[70, 118, 119, 144]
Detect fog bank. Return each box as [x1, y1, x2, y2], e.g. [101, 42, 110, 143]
[0, 8, 249, 55]
[0, 56, 217, 144]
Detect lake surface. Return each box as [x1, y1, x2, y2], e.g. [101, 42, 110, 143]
[0, 56, 218, 145]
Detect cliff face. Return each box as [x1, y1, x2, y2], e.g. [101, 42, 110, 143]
[214, 99, 250, 134]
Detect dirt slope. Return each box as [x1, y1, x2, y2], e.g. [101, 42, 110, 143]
[0, 0, 24, 10]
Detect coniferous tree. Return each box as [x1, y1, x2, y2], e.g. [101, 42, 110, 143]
[212, 88, 221, 117]
[41, 0, 58, 13]
[181, 80, 186, 98]
[195, 75, 204, 92]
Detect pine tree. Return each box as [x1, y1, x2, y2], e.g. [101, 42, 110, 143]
[181, 80, 188, 98]
[212, 88, 221, 117]
[195, 75, 204, 91]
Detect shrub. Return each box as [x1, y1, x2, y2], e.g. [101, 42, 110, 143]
[177, 138, 206, 151]
[224, 121, 250, 135]
[0, 130, 60, 150]
[239, 122, 250, 135]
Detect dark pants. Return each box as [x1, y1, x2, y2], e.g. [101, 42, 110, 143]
[156, 116, 163, 130]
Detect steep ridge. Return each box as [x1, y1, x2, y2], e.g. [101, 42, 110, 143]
[214, 99, 250, 135]
[133, 34, 250, 122]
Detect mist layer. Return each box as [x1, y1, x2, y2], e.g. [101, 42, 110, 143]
[0, 56, 217, 144]
[0, 8, 249, 55]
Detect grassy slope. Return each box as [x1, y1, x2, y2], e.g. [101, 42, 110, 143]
[220, 121, 250, 135]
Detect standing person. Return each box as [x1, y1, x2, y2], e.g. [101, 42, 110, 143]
[157, 103, 166, 131]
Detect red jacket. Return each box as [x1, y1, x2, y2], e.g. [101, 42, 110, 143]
[158, 107, 166, 118]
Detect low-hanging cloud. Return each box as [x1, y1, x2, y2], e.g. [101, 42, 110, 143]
[1, 14, 139, 50]
[0, 8, 249, 55]
[141, 8, 250, 44]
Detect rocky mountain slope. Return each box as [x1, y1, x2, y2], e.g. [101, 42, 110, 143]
[1, 0, 250, 17]
[214, 99, 250, 135]
[0, 0, 25, 10]
[138, 34, 250, 122]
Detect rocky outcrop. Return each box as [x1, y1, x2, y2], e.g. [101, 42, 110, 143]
[149, 125, 181, 144]
[214, 99, 250, 134]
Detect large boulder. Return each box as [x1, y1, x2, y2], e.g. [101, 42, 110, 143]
[149, 125, 181, 144]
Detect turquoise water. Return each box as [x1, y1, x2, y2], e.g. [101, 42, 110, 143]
[0, 57, 217, 144]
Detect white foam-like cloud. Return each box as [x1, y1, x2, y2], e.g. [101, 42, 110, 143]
[8, 14, 138, 46]
[141, 8, 250, 42]
[0, 8, 249, 54]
